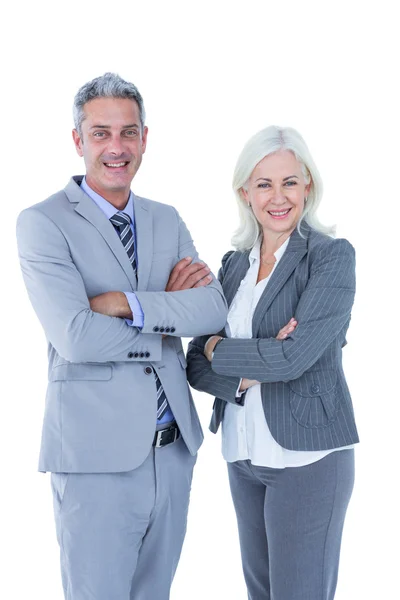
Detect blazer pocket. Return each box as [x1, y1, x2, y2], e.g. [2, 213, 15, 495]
[177, 350, 187, 369]
[49, 364, 113, 381]
[289, 370, 338, 428]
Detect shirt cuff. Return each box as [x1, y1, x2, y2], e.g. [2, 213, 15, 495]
[124, 292, 144, 328]
[235, 379, 246, 398]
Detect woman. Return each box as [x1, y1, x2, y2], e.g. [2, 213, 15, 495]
[186, 126, 359, 600]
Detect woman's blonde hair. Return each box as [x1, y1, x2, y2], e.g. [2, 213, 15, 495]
[231, 125, 335, 250]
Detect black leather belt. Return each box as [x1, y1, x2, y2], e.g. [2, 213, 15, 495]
[153, 423, 181, 448]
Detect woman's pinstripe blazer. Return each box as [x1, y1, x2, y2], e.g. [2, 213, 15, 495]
[186, 223, 359, 451]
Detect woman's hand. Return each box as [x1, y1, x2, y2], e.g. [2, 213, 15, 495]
[204, 335, 223, 362]
[205, 319, 297, 391]
[238, 319, 298, 392]
[276, 317, 297, 340]
[239, 378, 259, 391]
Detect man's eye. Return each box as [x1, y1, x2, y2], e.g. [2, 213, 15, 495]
[125, 130, 137, 136]
[93, 132, 105, 138]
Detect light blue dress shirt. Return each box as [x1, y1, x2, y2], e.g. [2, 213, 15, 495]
[80, 177, 174, 425]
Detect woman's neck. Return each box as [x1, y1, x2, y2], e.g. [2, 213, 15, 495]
[260, 229, 293, 257]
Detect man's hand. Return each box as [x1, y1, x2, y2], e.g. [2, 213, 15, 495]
[166, 257, 212, 292]
[89, 292, 133, 319]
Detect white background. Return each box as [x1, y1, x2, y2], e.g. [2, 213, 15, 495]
[1, 1, 399, 598]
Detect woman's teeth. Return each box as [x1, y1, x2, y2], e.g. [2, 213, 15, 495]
[268, 209, 290, 216]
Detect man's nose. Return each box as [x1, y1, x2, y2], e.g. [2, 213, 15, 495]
[107, 135, 126, 156]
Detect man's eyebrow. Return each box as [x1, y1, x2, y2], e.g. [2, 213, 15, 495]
[89, 124, 139, 130]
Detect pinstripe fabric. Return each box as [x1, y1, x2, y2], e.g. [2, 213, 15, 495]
[186, 223, 359, 451]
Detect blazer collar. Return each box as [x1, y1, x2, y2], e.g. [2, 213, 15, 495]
[64, 176, 144, 290]
[251, 224, 309, 336]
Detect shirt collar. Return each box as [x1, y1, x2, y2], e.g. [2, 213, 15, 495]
[80, 176, 135, 224]
[250, 235, 290, 265]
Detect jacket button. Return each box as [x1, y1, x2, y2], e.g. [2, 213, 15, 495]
[311, 384, 320, 394]
[165, 327, 171, 333]
[159, 327, 165, 333]
[140, 352, 145, 358]
[153, 326, 159, 332]
[170, 327, 176, 333]
[134, 352, 139, 358]
[145, 351, 150, 358]
[144, 366, 153, 375]
[128, 352, 134, 358]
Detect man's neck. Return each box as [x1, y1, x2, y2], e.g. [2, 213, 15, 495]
[85, 177, 130, 210]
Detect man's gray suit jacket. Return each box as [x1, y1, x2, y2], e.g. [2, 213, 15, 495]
[186, 224, 359, 451]
[16, 176, 228, 473]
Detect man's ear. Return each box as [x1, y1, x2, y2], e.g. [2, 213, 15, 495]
[72, 129, 84, 157]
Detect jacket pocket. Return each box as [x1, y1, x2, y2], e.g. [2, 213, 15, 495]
[289, 370, 338, 428]
[49, 364, 113, 381]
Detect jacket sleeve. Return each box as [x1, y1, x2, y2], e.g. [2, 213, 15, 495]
[211, 238, 356, 382]
[186, 251, 245, 405]
[135, 210, 228, 338]
[17, 207, 162, 363]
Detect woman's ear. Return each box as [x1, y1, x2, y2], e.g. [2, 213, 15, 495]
[241, 187, 249, 205]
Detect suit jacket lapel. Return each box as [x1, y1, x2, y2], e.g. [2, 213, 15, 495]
[65, 177, 138, 291]
[223, 251, 251, 308]
[252, 226, 309, 336]
[132, 195, 153, 291]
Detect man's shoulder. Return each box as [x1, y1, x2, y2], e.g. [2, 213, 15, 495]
[18, 177, 80, 221]
[133, 193, 178, 216]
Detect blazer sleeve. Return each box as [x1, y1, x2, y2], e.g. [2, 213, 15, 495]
[135, 209, 228, 338]
[186, 251, 245, 405]
[211, 238, 356, 382]
[17, 207, 162, 363]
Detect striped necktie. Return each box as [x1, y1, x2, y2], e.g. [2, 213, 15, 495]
[110, 211, 170, 420]
[109, 212, 137, 276]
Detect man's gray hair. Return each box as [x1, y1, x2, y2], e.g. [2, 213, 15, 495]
[73, 72, 146, 136]
[231, 125, 335, 251]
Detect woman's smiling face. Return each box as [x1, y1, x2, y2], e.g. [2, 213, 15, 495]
[242, 150, 311, 238]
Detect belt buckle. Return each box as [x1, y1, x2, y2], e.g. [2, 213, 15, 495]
[154, 429, 164, 448]
[154, 425, 179, 448]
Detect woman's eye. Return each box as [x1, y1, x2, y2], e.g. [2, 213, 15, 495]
[285, 180, 297, 186]
[258, 183, 270, 188]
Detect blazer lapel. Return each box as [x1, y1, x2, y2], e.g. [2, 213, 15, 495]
[223, 251, 251, 308]
[252, 226, 309, 336]
[132, 195, 153, 291]
[65, 177, 138, 291]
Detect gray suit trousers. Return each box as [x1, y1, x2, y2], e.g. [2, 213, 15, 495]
[227, 450, 354, 600]
[51, 437, 196, 600]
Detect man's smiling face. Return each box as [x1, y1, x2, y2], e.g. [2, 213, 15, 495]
[72, 97, 148, 205]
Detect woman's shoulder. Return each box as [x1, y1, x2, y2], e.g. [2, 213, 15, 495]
[307, 229, 355, 264]
[308, 228, 355, 253]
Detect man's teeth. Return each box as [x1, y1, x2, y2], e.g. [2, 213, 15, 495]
[269, 209, 290, 216]
[105, 162, 127, 168]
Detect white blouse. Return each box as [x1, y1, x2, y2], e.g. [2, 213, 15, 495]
[221, 236, 353, 468]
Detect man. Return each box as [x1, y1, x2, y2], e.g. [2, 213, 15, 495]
[16, 72, 227, 600]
